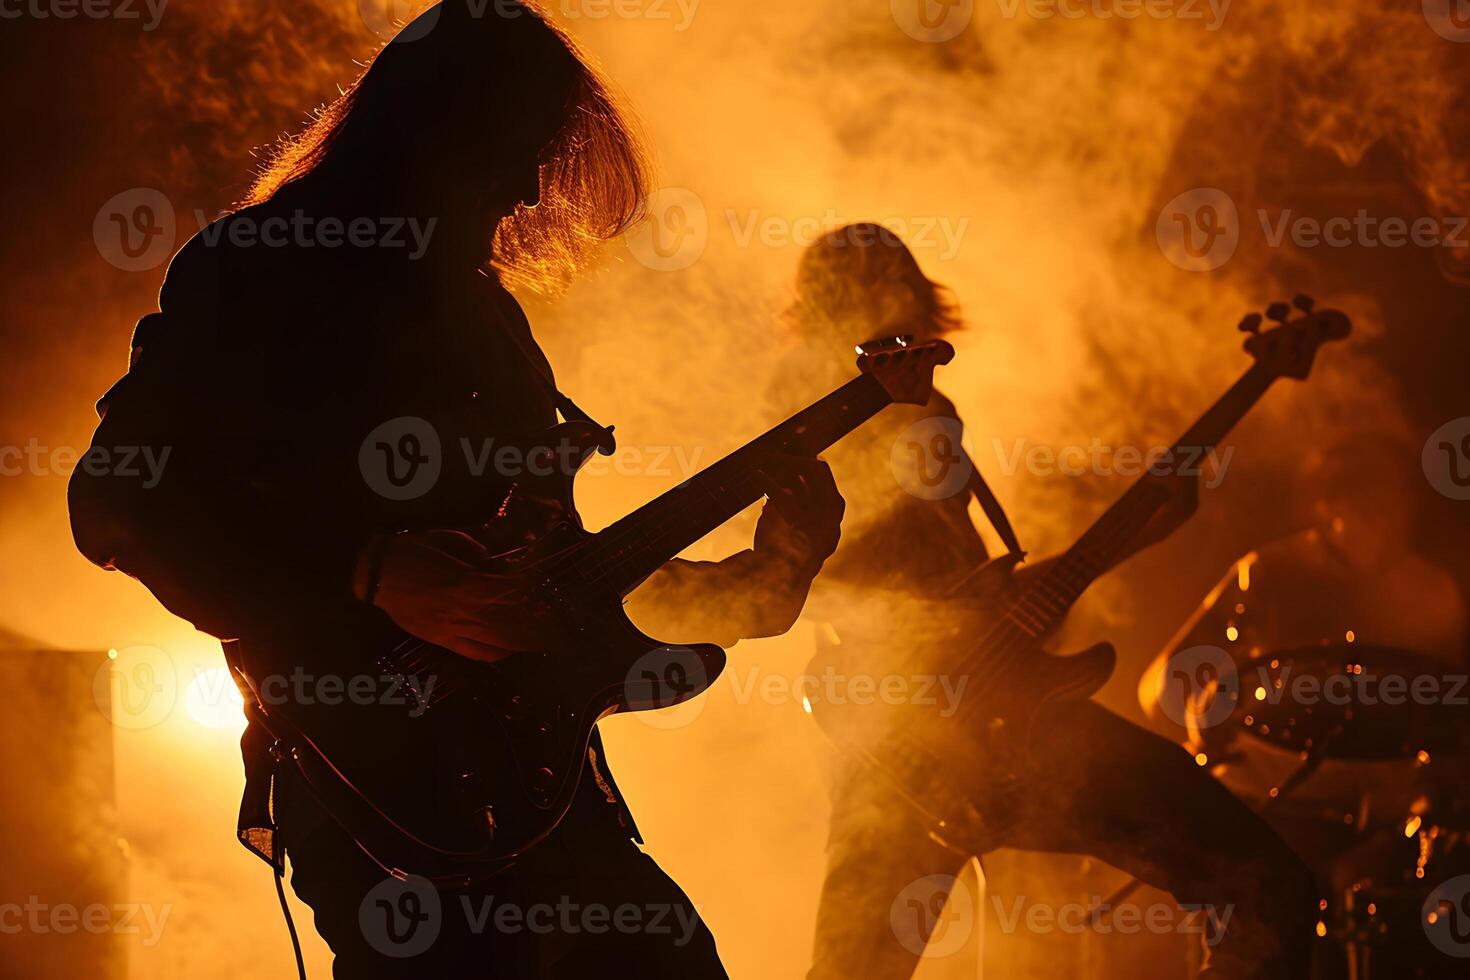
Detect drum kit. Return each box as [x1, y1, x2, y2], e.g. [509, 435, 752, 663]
[1209, 642, 1470, 978]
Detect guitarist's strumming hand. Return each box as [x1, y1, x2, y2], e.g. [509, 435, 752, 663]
[352, 529, 543, 663]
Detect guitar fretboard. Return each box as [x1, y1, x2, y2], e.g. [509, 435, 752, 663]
[576, 374, 893, 596]
[954, 361, 1277, 698]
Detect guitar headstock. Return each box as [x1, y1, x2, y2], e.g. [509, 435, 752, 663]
[855, 336, 956, 405]
[1239, 295, 1351, 381]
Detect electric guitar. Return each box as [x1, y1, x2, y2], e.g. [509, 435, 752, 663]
[812, 296, 1351, 853]
[245, 337, 954, 883]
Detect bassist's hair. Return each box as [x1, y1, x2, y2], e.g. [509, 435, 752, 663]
[786, 222, 963, 342]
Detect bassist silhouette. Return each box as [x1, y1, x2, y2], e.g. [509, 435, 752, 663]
[773, 224, 1322, 980]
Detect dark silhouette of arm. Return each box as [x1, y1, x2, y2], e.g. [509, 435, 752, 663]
[68, 238, 364, 639]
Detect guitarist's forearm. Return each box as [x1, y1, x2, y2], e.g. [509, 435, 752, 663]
[625, 550, 821, 646]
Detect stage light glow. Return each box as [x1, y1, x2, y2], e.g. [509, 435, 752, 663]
[184, 666, 247, 732]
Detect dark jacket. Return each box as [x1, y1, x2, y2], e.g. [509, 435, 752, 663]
[70, 198, 622, 862]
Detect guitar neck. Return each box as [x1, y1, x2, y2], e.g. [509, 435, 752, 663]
[1005, 362, 1277, 637]
[581, 374, 893, 597]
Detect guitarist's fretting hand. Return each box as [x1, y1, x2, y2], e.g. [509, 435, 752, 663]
[753, 454, 846, 573]
[353, 529, 543, 662]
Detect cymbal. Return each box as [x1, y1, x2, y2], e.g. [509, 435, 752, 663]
[1230, 644, 1466, 761]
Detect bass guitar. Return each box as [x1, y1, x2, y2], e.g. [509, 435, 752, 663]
[812, 296, 1351, 852]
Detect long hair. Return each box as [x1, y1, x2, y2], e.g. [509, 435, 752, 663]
[785, 223, 963, 343]
[239, 0, 652, 294]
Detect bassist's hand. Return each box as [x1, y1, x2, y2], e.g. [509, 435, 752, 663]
[354, 530, 541, 662]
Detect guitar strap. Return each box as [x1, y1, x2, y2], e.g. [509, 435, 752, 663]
[959, 445, 1025, 560]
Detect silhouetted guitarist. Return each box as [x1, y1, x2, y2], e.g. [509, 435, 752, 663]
[69, 5, 842, 976]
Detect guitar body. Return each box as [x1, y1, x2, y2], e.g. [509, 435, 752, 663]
[810, 562, 1115, 853]
[237, 338, 960, 882]
[245, 423, 726, 882]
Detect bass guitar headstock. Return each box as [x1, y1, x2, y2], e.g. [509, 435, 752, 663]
[856, 335, 956, 406]
[1240, 294, 1351, 381]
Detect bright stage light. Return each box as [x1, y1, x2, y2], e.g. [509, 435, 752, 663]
[184, 666, 247, 732]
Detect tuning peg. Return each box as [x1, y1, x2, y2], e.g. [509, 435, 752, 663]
[1238, 313, 1263, 335]
[1293, 294, 1315, 314]
[1266, 302, 1292, 324]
